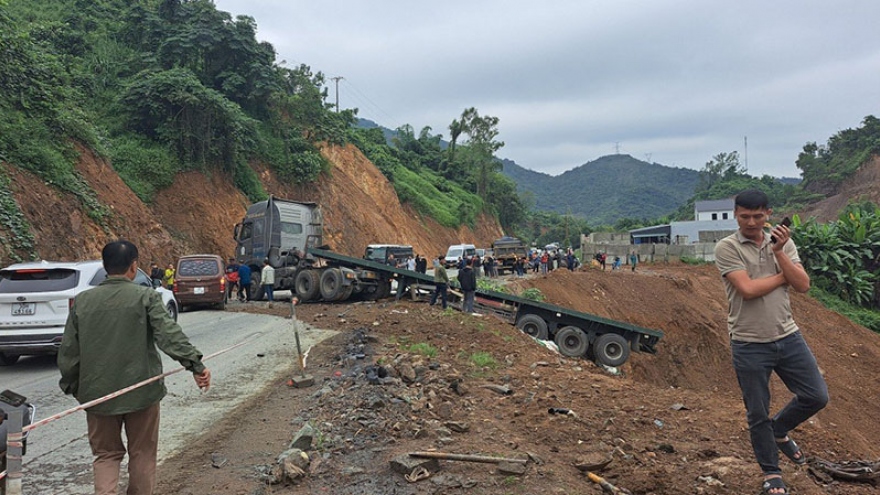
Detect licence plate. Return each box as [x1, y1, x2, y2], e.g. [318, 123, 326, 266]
[12, 303, 36, 316]
[194, 287, 205, 295]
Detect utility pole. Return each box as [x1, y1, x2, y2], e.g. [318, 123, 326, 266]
[330, 76, 344, 112]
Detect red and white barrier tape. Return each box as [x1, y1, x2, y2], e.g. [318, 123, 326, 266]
[22, 331, 263, 434]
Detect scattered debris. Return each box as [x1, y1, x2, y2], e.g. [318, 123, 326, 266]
[409, 451, 528, 465]
[482, 384, 513, 395]
[697, 475, 725, 487]
[586, 471, 633, 495]
[210, 452, 227, 469]
[390, 453, 440, 476]
[548, 407, 577, 417]
[574, 453, 613, 472]
[670, 403, 689, 411]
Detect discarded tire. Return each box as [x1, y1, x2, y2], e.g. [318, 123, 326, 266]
[319, 268, 345, 301]
[554, 326, 589, 357]
[593, 333, 630, 367]
[516, 314, 549, 340]
[295, 270, 320, 301]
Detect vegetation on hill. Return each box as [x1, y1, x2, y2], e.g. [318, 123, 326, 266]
[502, 154, 702, 226]
[796, 115, 880, 195]
[349, 108, 528, 232]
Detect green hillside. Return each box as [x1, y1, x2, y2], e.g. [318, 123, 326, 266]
[503, 155, 701, 225]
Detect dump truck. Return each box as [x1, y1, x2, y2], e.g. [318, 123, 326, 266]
[492, 236, 528, 275]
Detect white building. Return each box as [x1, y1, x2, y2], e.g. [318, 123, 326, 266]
[694, 198, 734, 221]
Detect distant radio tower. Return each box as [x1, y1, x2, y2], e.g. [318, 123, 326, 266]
[644, 153, 652, 163]
[614, 142, 620, 154]
[744, 136, 748, 173]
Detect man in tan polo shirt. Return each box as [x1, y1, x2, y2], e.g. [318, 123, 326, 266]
[714, 189, 828, 495]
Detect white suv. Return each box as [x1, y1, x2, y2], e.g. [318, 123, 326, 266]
[0, 260, 179, 366]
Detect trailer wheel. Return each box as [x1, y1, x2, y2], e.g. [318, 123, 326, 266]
[554, 326, 589, 357]
[593, 333, 631, 367]
[516, 314, 549, 340]
[295, 270, 320, 301]
[320, 268, 345, 300]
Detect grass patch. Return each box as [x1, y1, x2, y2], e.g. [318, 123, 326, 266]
[405, 342, 437, 357]
[810, 286, 880, 333]
[679, 255, 710, 265]
[469, 351, 498, 369]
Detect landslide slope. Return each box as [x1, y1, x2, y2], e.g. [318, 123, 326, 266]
[0, 143, 502, 265]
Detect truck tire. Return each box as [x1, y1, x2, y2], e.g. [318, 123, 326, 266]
[554, 326, 589, 358]
[376, 280, 392, 299]
[516, 314, 548, 340]
[295, 270, 321, 302]
[593, 333, 631, 367]
[251, 272, 265, 301]
[320, 268, 345, 300]
[336, 283, 354, 301]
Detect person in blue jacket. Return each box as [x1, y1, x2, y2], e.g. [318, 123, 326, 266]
[237, 263, 252, 302]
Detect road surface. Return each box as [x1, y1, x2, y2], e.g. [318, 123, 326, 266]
[0, 308, 334, 495]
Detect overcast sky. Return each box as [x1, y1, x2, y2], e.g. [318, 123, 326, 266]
[213, 0, 880, 178]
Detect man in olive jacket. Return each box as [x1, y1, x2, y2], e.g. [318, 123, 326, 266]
[58, 240, 211, 495]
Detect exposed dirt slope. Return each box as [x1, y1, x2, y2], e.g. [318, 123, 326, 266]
[0, 143, 501, 265]
[157, 263, 880, 495]
[798, 155, 880, 222]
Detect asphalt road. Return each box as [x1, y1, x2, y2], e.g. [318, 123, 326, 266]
[0, 308, 335, 495]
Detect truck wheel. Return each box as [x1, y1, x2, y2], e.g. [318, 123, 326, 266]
[375, 280, 392, 299]
[336, 284, 354, 301]
[554, 326, 589, 357]
[0, 353, 20, 366]
[295, 270, 321, 301]
[516, 314, 548, 340]
[320, 268, 344, 300]
[250, 272, 265, 301]
[593, 333, 631, 367]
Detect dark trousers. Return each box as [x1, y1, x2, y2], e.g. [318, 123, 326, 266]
[430, 283, 448, 309]
[238, 283, 252, 301]
[731, 331, 828, 475]
[463, 290, 475, 313]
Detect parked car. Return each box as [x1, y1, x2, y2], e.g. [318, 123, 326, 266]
[0, 260, 179, 366]
[444, 244, 477, 268]
[174, 255, 227, 311]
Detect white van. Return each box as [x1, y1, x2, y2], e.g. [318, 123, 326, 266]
[444, 244, 477, 268]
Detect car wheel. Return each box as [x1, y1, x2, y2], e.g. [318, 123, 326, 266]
[166, 301, 179, 322]
[216, 292, 227, 310]
[0, 353, 21, 366]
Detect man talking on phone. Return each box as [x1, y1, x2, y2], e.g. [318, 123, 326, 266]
[714, 189, 828, 495]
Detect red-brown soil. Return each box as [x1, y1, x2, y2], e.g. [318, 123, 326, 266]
[155, 263, 880, 495]
[799, 156, 880, 222]
[0, 142, 501, 265]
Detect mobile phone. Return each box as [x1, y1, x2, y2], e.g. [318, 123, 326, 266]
[771, 217, 792, 244]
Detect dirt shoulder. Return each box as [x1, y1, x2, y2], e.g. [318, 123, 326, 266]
[157, 265, 880, 495]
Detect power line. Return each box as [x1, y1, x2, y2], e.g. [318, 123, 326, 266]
[340, 79, 398, 126]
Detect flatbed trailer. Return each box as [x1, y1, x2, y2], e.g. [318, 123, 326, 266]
[308, 248, 663, 367]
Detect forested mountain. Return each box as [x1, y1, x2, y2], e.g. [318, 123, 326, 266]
[503, 155, 701, 225]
